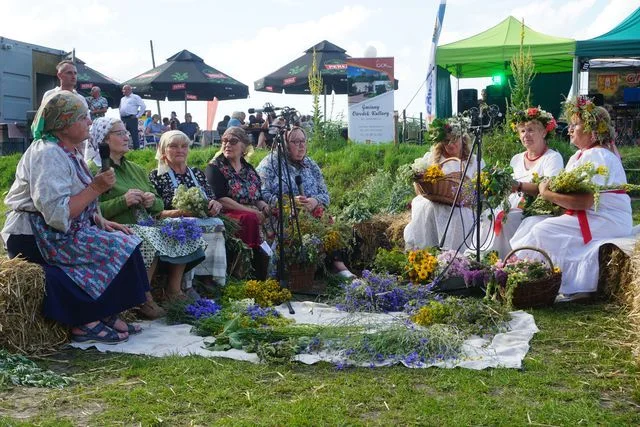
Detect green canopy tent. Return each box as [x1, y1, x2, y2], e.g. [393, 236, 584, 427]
[573, 7, 640, 98]
[435, 16, 576, 118]
[576, 7, 640, 58]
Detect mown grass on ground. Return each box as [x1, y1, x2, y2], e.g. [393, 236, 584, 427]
[0, 303, 638, 425]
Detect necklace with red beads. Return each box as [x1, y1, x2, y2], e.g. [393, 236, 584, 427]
[525, 146, 547, 162]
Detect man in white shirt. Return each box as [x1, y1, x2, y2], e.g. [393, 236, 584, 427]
[42, 60, 89, 110]
[119, 85, 146, 149]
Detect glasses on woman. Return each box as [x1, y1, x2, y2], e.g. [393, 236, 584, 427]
[110, 130, 130, 137]
[222, 137, 241, 145]
[289, 139, 306, 146]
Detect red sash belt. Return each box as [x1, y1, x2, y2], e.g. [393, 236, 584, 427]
[564, 190, 626, 245]
[493, 210, 505, 236]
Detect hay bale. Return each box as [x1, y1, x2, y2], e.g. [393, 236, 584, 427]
[626, 242, 640, 362]
[0, 257, 68, 355]
[597, 244, 633, 302]
[386, 211, 411, 248]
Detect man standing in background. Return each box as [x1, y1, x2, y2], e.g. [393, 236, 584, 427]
[42, 60, 88, 109]
[87, 86, 108, 120]
[119, 85, 146, 149]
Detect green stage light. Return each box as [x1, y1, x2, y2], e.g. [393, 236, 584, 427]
[492, 74, 505, 86]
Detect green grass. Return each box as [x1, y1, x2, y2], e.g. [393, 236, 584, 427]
[1, 303, 638, 425]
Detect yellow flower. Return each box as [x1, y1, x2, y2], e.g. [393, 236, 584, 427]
[596, 165, 608, 176]
[553, 266, 561, 273]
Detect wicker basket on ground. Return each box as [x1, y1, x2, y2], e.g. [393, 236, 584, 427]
[414, 158, 465, 206]
[499, 246, 562, 309]
[287, 263, 322, 294]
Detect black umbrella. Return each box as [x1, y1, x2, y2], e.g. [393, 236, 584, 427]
[68, 57, 122, 108]
[254, 40, 399, 95]
[123, 50, 249, 102]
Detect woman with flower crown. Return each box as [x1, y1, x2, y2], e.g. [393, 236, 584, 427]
[511, 97, 632, 301]
[404, 116, 482, 250]
[478, 107, 564, 258]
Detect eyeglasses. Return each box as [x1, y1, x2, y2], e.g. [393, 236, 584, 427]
[289, 139, 306, 146]
[110, 130, 130, 137]
[222, 137, 241, 145]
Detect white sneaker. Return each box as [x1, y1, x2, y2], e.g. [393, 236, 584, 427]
[337, 269, 356, 279]
[555, 292, 592, 303]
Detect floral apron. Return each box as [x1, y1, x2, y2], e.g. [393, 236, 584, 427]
[29, 143, 141, 300]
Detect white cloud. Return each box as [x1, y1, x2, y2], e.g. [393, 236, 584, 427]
[575, 0, 640, 39]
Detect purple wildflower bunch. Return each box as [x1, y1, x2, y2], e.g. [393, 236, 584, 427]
[436, 250, 471, 280]
[185, 299, 222, 320]
[337, 270, 436, 313]
[245, 304, 281, 321]
[160, 218, 203, 244]
[137, 217, 155, 227]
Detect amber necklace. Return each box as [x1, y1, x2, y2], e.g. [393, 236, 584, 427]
[525, 146, 547, 162]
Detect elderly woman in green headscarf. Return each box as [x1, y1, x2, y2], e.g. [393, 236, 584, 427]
[1, 91, 149, 344]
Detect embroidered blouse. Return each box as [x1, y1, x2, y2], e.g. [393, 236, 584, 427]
[205, 155, 264, 205]
[149, 167, 215, 210]
[255, 153, 330, 207]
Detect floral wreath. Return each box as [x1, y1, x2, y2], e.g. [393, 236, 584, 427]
[427, 115, 470, 144]
[562, 95, 612, 143]
[509, 107, 557, 133]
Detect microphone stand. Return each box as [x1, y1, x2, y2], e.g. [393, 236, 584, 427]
[438, 107, 496, 262]
[273, 127, 296, 315]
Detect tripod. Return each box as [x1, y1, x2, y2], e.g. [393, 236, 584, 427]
[438, 106, 499, 262]
[270, 120, 301, 315]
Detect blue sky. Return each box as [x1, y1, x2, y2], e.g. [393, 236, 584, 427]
[2, 0, 639, 127]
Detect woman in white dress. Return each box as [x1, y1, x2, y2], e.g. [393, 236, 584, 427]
[511, 98, 632, 301]
[480, 108, 564, 258]
[404, 116, 481, 251]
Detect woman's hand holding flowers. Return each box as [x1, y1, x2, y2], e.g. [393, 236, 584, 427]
[208, 199, 222, 216]
[124, 189, 144, 207]
[295, 196, 319, 212]
[538, 180, 551, 200]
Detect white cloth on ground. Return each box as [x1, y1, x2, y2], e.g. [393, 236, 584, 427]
[69, 301, 539, 370]
[404, 154, 482, 251]
[477, 149, 564, 258]
[510, 147, 632, 294]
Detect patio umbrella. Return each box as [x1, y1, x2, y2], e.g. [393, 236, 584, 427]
[122, 50, 249, 106]
[67, 56, 122, 108]
[254, 40, 399, 95]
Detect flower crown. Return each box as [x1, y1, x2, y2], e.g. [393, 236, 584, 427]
[509, 107, 557, 133]
[562, 96, 600, 133]
[427, 115, 470, 144]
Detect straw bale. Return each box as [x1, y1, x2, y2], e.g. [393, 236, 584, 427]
[0, 257, 68, 355]
[626, 242, 640, 362]
[597, 244, 633, 303]
[386, 211, 411, 248]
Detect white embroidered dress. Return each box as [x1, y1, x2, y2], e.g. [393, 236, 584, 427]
[404, 154, 481, 251]
[510, 147, 632, 294]
[478, 149, 564, 258]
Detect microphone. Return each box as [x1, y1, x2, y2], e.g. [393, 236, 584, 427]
[98, 142, 111, 172]
[248, 105, 280, 114]
[295, 175, 305, 197]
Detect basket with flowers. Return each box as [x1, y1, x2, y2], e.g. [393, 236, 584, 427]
[486, 246, 561, 309]
[411, 158, 464, 206]
[269, 200, 351, 291]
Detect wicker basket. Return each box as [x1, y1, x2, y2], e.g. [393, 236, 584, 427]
[287, 263, 320, 294]
[414, 158, 465, 206]
[499, 246, 562, 309]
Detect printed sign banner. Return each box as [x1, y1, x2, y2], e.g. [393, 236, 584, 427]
[347, 57, 395, 143]
[588, 67, 640, 104]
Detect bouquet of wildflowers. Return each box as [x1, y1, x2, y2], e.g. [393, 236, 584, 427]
[172, 184, 208, 218]
[160, 217, 203, 244]
[522, 162, 608, 217]
[405, 249, 439, 284]
[462, 163, 513, 216]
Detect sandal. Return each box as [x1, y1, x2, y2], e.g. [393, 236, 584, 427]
[138, 300, 166, 320]
[72, 322, 129, 345]
[102, 315, 142, 335]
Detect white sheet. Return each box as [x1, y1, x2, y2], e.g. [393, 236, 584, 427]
[69, 301, 539, 370]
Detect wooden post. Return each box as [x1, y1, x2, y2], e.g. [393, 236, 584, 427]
[150, 40, 161, 117]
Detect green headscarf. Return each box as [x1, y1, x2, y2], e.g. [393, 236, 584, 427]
[31, 91, 89, 140]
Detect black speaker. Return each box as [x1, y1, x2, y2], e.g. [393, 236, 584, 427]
[457, 89, 478, 113]
[588, 93, 604, 106]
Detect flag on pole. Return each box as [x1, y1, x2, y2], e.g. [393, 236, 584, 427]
[425, 0, 447, 123]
